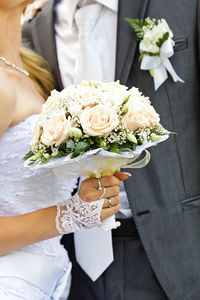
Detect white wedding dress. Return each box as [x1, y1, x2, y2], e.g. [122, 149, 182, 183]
[0, 114, 77, 299]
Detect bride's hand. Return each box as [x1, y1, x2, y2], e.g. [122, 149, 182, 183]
[78, 172, 131, 221]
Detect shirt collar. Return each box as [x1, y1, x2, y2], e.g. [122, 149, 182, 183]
[62, 0, 118, 28]
[64, 0, 80, 28]
[96, 0, 118, 12]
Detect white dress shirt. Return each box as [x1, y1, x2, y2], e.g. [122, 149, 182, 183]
[54, 0, 132, 218]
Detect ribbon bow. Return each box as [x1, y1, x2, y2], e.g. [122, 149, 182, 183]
[140, 38, 184, 91]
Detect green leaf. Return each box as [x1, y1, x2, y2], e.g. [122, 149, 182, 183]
[23, 150, 34, 161]
[95, 137, 101, 146]
[41, 158, 49, 164]
[121, 107, 129, 116]
[156, 32, 169, 48]
[99, 139, 107, 148]
[70, 152, 80, 159]
[149, 69, 154, 78]
[125, 18, 144, 41]
[66, 139, 75, 151]
[74, 141, 90, 155]
[88, 137, 95, 145]
[27, 161, 35, 166]
[139, 52, 145, 63]
[53, 150, 66, 158]
[101, 144, 111, 151]
[32, 151, 43, 161]
[119, 142, 137, 152]
[122, 95, 131, 106]
[59, 143, 67, 152]
[109, 144, 120, 154]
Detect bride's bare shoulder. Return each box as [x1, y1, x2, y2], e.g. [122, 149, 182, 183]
[0, 70, 16, 137]
[0, 70, 16, 104]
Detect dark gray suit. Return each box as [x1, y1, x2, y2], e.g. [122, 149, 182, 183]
[23, 0, 200, 299]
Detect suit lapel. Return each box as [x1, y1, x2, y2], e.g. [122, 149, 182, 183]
[115, 0, 149, 85]
[35, 0, 63, 90]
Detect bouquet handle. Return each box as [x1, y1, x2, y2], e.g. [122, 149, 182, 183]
[98, 150, 151, 231]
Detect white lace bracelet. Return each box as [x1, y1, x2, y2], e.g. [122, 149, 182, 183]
[55, 193, 104, 234]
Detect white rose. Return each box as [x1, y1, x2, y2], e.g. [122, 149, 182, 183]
[142, 19, 173, 52]
[160, 19, 173, 38]
[41, 111, 71, 147]
[80, 104, 119, 137]
[140, 38, 159, 54]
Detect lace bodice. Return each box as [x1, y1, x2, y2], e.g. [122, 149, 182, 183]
[0, 114, 77, 267]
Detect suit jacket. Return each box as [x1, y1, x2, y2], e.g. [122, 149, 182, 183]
[22, 0, 200, 299]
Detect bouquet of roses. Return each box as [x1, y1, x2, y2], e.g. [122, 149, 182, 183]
[25, 80, 169, 230]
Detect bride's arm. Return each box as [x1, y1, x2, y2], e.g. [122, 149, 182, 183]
[0, 75, 128, 256]
[0, 72, 16, 138]
[0, 175, 122, 256]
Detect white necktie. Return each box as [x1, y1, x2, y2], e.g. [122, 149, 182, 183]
[73, 2, 114, 281]
[74, 2, 104, 84]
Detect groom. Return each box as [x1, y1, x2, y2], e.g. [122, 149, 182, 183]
[23, 0, 200, 299]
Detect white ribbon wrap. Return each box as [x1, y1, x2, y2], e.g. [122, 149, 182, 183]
[140, 38, 184, 91]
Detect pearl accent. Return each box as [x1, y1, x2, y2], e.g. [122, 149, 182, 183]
[0, 57, 29, 76]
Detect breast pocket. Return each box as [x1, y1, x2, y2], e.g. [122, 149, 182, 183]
[173, 37, 188, 52]
[181, 195, 200, 211]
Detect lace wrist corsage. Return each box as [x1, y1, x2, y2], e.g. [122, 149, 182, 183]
[55, 193, 104, 234]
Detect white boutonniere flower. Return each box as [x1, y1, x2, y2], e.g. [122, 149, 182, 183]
[126, 17, 184, 91]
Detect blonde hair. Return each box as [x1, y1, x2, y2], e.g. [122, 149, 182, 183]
[20, 47, 55, 100]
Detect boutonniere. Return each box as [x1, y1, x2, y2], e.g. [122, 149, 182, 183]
[125, 17, 184, 91]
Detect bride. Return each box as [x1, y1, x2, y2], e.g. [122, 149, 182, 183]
[0, 1, 129, 299]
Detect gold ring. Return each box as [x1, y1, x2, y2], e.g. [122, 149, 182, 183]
[108, 199, 113, 208]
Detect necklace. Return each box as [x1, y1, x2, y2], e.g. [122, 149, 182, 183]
[0, 56, 29, 77]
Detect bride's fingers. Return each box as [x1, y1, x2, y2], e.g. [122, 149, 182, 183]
[79, 178, 120, 202]
[102, 196, 120, 208]
[114, 171, 132, 181]
[88, 176, 121, 188]
[79, 185, 120, 202]
[100, 204, 120, 221]
[98, 185, 120, 200]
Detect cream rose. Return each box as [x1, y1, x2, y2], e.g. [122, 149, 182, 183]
[73, 86, 101, 108]
[42, 92, 64, 114]
[41, 111, 71, 147]
[123, 97, 160, 131]
[80, 105, 119, 137]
